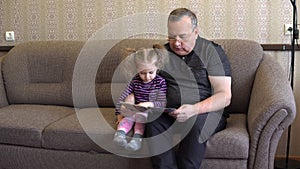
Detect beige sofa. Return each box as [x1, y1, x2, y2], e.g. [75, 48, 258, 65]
[0, 39, 296, 169]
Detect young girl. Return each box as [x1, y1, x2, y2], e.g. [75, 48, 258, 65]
[114, 44, 168, 151]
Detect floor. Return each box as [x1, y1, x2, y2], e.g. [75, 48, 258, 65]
[274, 158, 300, 169]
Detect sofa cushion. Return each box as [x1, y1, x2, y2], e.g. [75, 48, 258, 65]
[0, 104, 75, 147]
[205, 114, 249, 159]
[74, 83, 126, 108]
[213, 39, 263, 114]
[42, 108, 117, 153]
[2, 41, 84, 107]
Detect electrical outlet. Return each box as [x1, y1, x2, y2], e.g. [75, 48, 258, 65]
[284, 24, 293, 35]
[5, 31, 15, 42]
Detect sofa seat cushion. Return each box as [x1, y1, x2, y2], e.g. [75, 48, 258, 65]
[42, 108, 117, 153]
[0, 104, 75, 147]
[205, 114, 249, 159]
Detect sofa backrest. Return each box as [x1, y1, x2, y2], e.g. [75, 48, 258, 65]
[213, 39, 263, 113]
[2, 41, 85, 107]
[2, 39, 264, 113]
[1, 40, 166, 108]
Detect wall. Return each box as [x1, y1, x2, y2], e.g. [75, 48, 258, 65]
[0, 0, 299, 157]
[0, 0, 294, 44]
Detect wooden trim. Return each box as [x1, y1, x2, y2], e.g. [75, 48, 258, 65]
[276, 155, 300, 161]
[0, 46, 14, 52]
[261, 44, 300, 51]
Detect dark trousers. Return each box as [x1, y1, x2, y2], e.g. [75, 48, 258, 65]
[145, 113, 227, 169]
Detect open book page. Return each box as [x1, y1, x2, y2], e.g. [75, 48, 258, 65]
[120, 101, 176, 113]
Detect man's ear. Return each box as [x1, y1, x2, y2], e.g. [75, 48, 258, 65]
[194, 27, 199, 36]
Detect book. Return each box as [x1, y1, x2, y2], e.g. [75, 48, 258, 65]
[120, 101, 176, 113]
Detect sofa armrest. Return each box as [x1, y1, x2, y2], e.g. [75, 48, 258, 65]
[0, 56, 8, 107]
[247, 55, 296, 169]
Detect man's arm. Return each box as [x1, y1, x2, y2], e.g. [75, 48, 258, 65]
[172, 76, 231, 122]
[196, 76, 231, 113]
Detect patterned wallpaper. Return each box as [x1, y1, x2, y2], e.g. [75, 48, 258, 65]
[0, 0, 299, 157]
[0, 0, 294, 45]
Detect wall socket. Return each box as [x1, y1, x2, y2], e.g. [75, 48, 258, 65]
[5, 31, 15, 42]
[284, 24, 293, 35]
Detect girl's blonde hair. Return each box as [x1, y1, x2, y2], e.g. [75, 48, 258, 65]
[121, 44, 169, 80]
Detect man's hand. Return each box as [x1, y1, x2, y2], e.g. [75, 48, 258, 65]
[169, 104, 198, 122]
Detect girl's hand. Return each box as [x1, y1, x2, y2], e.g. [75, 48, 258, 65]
[115, 114, 124, 125]
[119, 94, 136, 117]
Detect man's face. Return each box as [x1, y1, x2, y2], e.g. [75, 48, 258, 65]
[168, 15, 198, 56]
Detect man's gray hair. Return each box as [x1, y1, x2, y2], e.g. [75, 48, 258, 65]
[168, 8, 198, 29]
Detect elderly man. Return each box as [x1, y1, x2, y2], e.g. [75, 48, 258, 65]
[146, 8, 232, 169]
